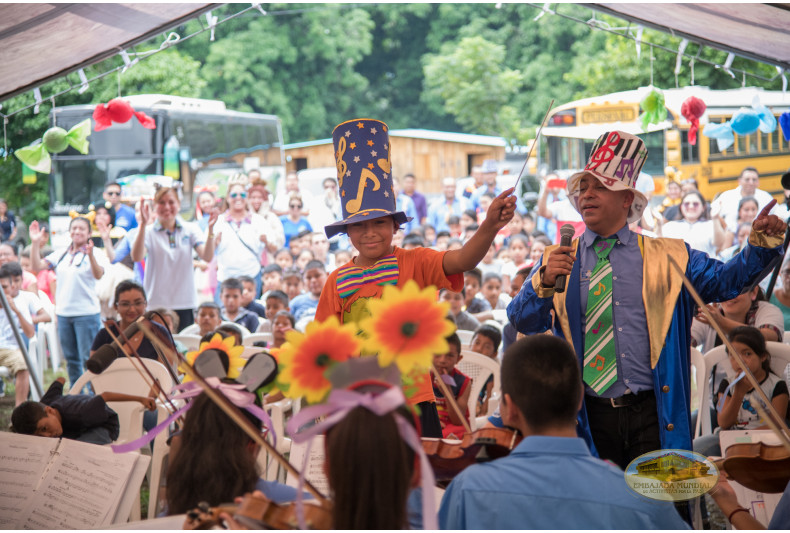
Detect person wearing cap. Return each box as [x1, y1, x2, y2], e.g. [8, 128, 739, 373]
[316, 118, 516, 438]
[507, 130, 786, 471]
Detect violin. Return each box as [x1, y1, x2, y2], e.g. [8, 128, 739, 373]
[183, 492, 333, 530]
[422, 427, 522, 486]
[717, 441, 790, 494]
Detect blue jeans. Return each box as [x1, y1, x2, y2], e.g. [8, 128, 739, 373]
[58, 313, 101, 389]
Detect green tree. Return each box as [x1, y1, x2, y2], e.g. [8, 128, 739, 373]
[423, 36, 523, 145]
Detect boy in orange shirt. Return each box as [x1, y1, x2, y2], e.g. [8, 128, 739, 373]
[316, 118, 515, 437]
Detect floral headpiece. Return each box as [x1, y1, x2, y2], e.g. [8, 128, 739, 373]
[113, 334, 279, 454]
[68, 209, 97, 226]
[277, 280, 453, 530]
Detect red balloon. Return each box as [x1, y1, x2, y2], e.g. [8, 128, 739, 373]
[681, 96, 706, 145]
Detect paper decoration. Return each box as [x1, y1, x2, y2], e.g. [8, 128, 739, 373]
[14, 119, 91, 174]
[680, 96, 706, 145]
[780, 112, 790, 142]
[93, 98, 156, 132]
[703, 96, 777, 152]
[639, 87, 666, 132]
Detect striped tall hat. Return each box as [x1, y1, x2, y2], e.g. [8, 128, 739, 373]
[567, 131, 649, 224]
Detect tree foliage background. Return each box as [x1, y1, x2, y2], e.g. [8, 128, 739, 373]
[0, 3, 783, 223]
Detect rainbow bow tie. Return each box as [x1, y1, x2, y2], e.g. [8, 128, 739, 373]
[336, 255, 399, 298]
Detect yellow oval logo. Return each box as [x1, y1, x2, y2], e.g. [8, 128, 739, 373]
[624, 449, 719, 501]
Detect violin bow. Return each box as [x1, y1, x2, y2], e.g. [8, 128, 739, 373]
[103, 319, 181, 417]
[667, 256, 790, 452]
[431, 364, 472, 435]
[137, 321, 330, 506]
[514, 99, 554, 191]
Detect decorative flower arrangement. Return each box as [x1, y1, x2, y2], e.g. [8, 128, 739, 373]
[181, 332, 246, 382]
[276, 316, 361, 403]
[276, 280, 455, 404]
[362, 280, 454, 373]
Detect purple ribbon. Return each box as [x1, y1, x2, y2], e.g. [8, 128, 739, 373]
[286, 387, 438, 530]
[111, 377, 275, 454]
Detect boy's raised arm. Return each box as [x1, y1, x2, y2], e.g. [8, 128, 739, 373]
[443, 188, 516, 275]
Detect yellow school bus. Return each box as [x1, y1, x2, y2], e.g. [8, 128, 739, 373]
[540, 86, 790, 201]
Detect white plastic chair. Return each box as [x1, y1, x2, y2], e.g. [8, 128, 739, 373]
[784, 330, 790, 344]
[701, 341, 790, 436]
[180, 321, 251, 337]
[458, 350, 501, 430]
[69, 358, 177, 521]
[690, 347, 706, 438]
[173, 334, 201, 351]
[243, 332, 273, 346]
[37, 290, 61, 370]
[456, 330, 474, 346]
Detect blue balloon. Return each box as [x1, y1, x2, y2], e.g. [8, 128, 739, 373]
[703, 122, 734, 152]
[779, 112, 790, 142]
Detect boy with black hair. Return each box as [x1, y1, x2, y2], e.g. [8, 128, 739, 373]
[439, 288, 480, 332]
[434, 230, 451, 251]
[432, 332, 472, 439]
[12, 377, 155, 444]
[282, 268, 303, 302]
[439, 335, 687, 529]
[470, 323, 502, 416]
[220, 278, 259, 332]
[196, 301, 223, 337]
[261, 263, 284, 296]
[289, 260, 327, 322]
[463, 268, 491, 315]
[239, 275, 266, 318]
[256, 290, 290, 334]
[0, 263, 41, 406]
[402, 233, 425, 249]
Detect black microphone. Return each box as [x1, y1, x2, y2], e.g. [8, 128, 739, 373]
[554, 224, 576, 293]
[86, 318, 145, 374]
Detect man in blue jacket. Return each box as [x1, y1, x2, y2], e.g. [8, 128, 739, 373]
[507, 130, 785, 469]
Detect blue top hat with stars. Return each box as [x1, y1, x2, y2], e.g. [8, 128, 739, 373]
[324, 118, 411, 238]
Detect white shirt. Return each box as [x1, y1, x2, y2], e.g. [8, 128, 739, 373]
[143, 217, 205, 310]
[214, 213, 268, 281]
[713, 186, 775, 230]
[273, 189, 314, 215]
[662, 219, 717, 256]
[44, 247, 106, 317]
[548, 198, 583, 222]
[0, 291, 43, 348]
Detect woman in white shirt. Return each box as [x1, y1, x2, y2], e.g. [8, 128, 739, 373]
[29, 217, 105, 387]
[132, 186, 216, 331]
[660, 190, 726, 256]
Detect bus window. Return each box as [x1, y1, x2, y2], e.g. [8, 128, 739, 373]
[50, 159, 108, 214]
[681, 130, 699, 163]
[637, 131, 665, 176]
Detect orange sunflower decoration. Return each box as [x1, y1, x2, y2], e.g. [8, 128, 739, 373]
[276, 316, 361, 403]
[361, 280, 455, 374]
[180, 333, 246, 382]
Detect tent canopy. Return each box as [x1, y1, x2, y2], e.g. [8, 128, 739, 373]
[589, 3, 790, 71]
[0, 3, 213, 102]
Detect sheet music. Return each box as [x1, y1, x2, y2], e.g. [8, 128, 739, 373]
[111, 453, 151, 524]
[17, 438, 139, 529]
[286, 435, 330, 496]
[0, 433, 59, 529]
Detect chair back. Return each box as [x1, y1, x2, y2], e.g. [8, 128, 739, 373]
[689, 347, 706, 438]
[243, 332, 273, 346]
[173, 334, 201, 351]
[458, 350, 500, 430]
[456, 330, 474, 346]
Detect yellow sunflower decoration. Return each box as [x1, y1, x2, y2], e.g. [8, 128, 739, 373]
[180, 333, 246, 382]
[276, 316, 361, 403]
[362, 280, 455, 374]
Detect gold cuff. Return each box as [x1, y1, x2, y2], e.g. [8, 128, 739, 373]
[532, 266, 556, 298]
[749, 228, 783, 249]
